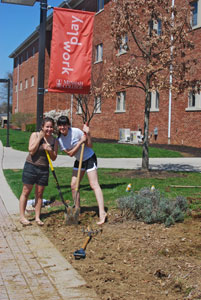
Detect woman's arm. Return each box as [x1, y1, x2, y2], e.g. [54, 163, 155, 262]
[28, 131, 44, 156]
[63, 134, 86, 157]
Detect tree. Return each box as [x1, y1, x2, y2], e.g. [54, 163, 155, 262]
[103, 0, 200, 170]
[0, 72, 13, 106]
[0, 102, 12, 114]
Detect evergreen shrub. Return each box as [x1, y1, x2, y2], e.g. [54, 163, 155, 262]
[117, 187, 188, 227]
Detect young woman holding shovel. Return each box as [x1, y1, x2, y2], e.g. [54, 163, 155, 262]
[57, 116, 107, 225]
[19, 117, 58, 226]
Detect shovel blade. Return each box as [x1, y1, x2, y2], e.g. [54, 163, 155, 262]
[64, 206, 80, 225]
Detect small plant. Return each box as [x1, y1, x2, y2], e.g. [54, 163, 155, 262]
[117, 187, 188, 227]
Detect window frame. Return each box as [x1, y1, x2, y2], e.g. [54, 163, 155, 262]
[117, 34, 128, 56]
[77, 99, 82, 114]
[190, 0, 201, 29]
[94, 96, 101, 113]
[150, 91, 160, 112]
[186, 91, 201, 111]
[95, 43, 103, 63]
[97, 0, 104, 12]
[25, 78, 28, 89]
[31, 76, 34, 87]
[116, 91, 126, 113]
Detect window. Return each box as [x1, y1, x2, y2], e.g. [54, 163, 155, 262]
[77, 99, 82, 114]
[97, 0, 104, 12]
[95, 43, 103, 62]
[94, 96, 101, 113]
[150, 91, 159, 111]
[20, 81, 22, 91]
[26, 51, 29, 61]
[186, 92, 201, 111]
[25, 79, 28, 89]
[118, 35, 128, 55]
[15, 84, 18, 93]
[149, 19, 162, 35]
[191, 1, 198, 26]
[190, 0, 201, 28]
[21, 56, 23, 64]
[31, 76, 34, 87]
[116, 91, 126, 112]
[32, 47, 35, 57]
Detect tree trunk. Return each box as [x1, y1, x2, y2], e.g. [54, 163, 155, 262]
[142, 92, 151, 170]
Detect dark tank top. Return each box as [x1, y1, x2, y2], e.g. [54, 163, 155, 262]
[26, 137, 55, 167]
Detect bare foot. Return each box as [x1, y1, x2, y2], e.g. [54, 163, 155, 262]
[97, 213, 107, 225]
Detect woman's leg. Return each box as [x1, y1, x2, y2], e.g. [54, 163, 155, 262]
[34, 184, 45, 224]
[19, 184, 33, 224]
[87, 170, 107, 224]
[71, 169, 85, 209]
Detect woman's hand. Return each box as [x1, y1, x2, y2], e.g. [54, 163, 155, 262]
[83, 124, 90, 135]
[43, 143, 52, 152]
[38, 130, 45, 139]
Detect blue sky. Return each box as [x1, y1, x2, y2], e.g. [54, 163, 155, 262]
[0, 0, 62, 80]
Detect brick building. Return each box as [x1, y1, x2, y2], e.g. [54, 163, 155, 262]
[10, 0, 201, 147]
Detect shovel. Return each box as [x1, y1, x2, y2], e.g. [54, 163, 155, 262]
[45, 150, 79, 225]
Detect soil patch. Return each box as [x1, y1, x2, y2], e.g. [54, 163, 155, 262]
[108, 169, 188, 179]
[40, 206, 201, 300]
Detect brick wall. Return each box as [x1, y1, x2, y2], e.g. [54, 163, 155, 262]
[12, 0, 201, 147]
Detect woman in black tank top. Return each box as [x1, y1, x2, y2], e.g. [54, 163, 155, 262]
[19, 117, 58, 226]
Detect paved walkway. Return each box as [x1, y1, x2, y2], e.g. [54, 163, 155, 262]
[3, 145, 201, 172]
[0, 141, 99, 300]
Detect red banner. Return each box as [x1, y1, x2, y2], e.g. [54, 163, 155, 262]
[48, 8, 95, 94]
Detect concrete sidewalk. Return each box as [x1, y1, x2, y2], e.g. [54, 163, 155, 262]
[3, 145, 201, 172]
[0, 141, 99, 300]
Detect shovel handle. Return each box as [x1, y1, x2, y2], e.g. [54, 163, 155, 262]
[45, 150, 54, 172]
[81, 235, 91, 250]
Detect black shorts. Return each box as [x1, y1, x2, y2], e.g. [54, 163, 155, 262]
[22, 162, 49, 186]
[73, 153, 97, 173]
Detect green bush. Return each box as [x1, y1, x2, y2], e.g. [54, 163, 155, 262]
[11, 112, 34, 129]
[26, 123, 36, 132]
[117, 187, 188, 227]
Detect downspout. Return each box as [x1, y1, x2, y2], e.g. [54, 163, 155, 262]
[168, 0, 174, 144]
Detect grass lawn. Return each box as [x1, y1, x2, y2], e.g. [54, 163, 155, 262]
[4, 168, 201, 212]
[2, 127, 201, 214]
[0, 128, 183, 158]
